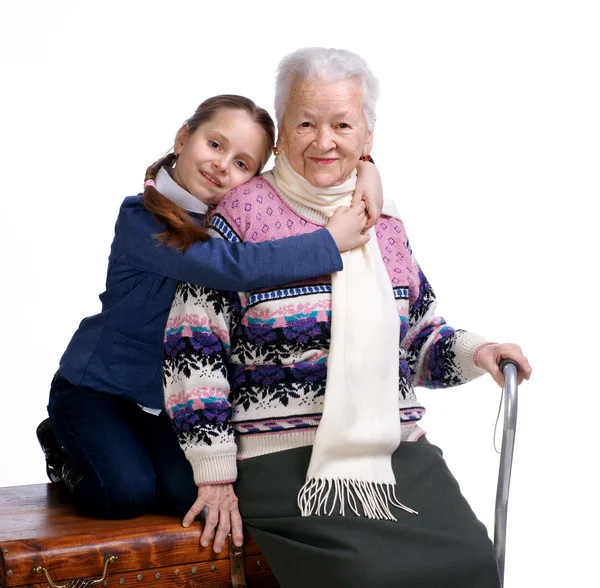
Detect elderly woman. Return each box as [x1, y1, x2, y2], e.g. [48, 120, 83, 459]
[164, 47, 531, 588]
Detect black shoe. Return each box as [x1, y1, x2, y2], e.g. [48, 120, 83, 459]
[36, 418, 65, 484]
[61, 457, 85, 493]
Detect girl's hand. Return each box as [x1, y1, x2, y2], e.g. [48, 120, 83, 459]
[475, 343, 532, 387]
[353, 159, 383, 230]
[326, 202, 370, 252]
[182, 483, 243, 554]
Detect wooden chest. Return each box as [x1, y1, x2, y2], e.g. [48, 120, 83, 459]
[0, 484, 279, 588]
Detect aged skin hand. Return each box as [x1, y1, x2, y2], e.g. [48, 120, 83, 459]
[475, 342, 532, 387]
[353, 159, 383, 230]
[326, 201, 370, 252]
[182, 483, 243, 554]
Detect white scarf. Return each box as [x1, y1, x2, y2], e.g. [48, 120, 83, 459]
[273, 154, 417, 520]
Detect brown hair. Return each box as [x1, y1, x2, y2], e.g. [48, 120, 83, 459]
[142, 95, 275, 251]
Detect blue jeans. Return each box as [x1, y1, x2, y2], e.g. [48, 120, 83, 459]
[47, 373, 197, 519]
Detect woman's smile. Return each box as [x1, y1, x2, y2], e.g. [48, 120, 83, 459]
[309, 157, 338, 165]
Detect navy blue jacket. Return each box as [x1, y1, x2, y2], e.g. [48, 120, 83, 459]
[59, 196, 342, 408]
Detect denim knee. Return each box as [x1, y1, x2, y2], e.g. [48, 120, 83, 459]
[158, 480, 197, 516]
[77, 474, 156, 519]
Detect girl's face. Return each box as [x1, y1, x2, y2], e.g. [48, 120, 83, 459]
[173, 109, 268, 206]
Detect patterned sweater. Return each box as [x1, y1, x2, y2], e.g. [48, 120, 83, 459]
[163, 174, 487, 485]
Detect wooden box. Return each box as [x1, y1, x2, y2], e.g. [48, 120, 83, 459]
[0, 484, 279, 588]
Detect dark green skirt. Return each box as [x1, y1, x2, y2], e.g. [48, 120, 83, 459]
[235, 439, 500, 588]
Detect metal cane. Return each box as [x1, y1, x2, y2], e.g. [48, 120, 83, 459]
[494, 359, 519, 587]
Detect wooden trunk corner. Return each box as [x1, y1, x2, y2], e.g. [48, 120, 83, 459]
[0, 484, 280, 588]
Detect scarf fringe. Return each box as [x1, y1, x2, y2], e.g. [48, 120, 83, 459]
[297, 478, 418, 521]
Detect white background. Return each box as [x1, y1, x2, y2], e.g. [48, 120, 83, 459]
[1, 1, 598, 586]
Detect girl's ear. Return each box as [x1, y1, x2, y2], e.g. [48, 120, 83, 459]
[174, 124, 190, 155]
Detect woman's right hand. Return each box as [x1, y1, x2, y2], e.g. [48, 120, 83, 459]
[475, 342, 532, 387]
[182, 483, 243, 554]
[326, 202, 370, 252]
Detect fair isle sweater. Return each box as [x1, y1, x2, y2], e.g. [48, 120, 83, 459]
[163, 174, 487, 485]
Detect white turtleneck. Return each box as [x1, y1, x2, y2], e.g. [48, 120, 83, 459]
[155, 166, 209, 215]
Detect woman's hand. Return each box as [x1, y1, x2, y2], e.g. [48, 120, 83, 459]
[353, 159, 383, 230]
[326, 202, 370, 252]
[182, 483, 243, 554]
[475, 343, 532, 387]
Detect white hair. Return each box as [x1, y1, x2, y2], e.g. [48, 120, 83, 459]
[274, 47, 380, 132]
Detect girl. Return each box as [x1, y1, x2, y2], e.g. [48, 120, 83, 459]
[38, 94, 383, 519]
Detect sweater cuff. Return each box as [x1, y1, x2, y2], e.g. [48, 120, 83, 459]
[315, 228, 343, 273]
[454, 331, 488, 382]
[184, 443, 238, 485]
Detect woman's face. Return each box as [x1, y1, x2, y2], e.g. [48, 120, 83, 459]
[276, 78, 373, 188]
[173, 109, 267, 206]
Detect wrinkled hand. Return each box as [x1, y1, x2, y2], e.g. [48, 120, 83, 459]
[182, 483, 243, 554]
[475, 343, 532, 387]
[353, 159, 383, 230]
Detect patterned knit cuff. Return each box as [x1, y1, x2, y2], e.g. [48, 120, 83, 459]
[184, 443, 238, 486]
[454, 331, 488, 382]
[473, 341, 499, 367]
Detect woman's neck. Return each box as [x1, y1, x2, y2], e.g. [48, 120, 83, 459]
[263, 171, 329, 225]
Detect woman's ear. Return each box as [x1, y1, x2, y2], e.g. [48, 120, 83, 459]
[174, 124, 190, 155]
[363, 130, 374, 158]
[274, 129, 286, 156]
